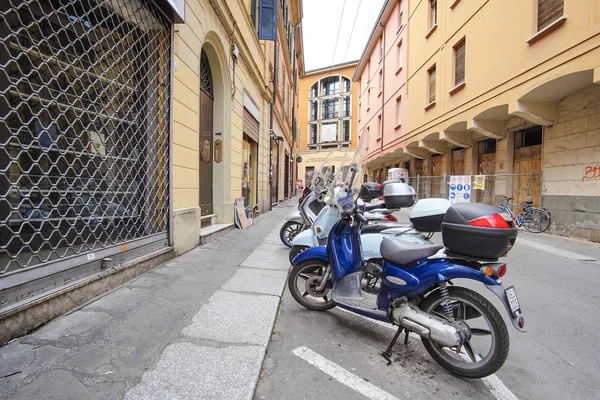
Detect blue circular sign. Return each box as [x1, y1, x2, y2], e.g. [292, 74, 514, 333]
[450, 192, 456, 199]
[450, 184, 456, 191]
[463, 193, 470, 200]
[464, 184, 471, 191]
[457, 184, 463, 191]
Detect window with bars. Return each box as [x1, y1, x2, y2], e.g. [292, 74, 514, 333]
[538, 0, 563, 31]
[428, 65, 436, 104]
[429, 0, 437, 29]
[454, 39, 465, 86]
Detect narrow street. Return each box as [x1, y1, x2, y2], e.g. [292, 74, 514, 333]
[255, 227, 600, 400]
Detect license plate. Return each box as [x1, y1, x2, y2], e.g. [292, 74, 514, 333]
[505, 286, 521, 316]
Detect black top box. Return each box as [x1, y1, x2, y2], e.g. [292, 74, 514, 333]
[358, 182, 381, 202]
[441, 202, 518, 259]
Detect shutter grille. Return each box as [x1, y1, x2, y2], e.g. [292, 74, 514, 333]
[538, 0, 563, 31]
[455, 41, 465, 86]
[429, 67, 436, 104]
[243, 110, 259, 142]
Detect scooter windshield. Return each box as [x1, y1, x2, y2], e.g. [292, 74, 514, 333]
[335, 133, 368, 213]
[309, 151, 334, 192]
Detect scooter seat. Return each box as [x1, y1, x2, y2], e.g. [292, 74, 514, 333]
[380, 238, 443, 265]
[363, 202, 386, 212]
[362, 222, 413, 234]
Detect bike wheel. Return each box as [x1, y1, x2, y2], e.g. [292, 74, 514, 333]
[289, 245, 309, 264]
[522, 208, 550, 233]
[419, 287, 509, 379]
[288, 259, 335, 311]
[280, 221, 303, 248]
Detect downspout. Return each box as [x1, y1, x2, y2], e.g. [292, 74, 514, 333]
[269, 33, 279, 211]
[379, 23, 386, 154]
[291, 22, 301, 186]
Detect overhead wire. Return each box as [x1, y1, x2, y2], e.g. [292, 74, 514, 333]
[343, 0, 362, 61]
[330, 0, 347, 65]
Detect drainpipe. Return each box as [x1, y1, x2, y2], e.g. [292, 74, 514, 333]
[269, 32, 279, 211]
[291, 22, 301, 188]
[379, 22, 386, 154]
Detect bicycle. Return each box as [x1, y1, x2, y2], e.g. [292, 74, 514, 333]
[498, 196, 551, 233]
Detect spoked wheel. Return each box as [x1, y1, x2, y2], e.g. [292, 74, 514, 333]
[522, 208, 550, 233]
[419, 287, 509, 379]
[288, 259, 336, 311]
[289, 245, 309, 264]
[280, 221, 304, 248]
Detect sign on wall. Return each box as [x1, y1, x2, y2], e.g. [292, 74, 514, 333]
[320, 123, 337, 142]
[449, 175, 472, 204]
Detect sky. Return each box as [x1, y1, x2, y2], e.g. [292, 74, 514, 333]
[302, 0, 386, 72]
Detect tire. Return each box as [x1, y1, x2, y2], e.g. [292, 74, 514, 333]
[288, 259, 336, 311]
[522, 208, 550, 233]
[280, 221, 303, 248]
[419, 287, 510, 379]
[289, 245, 309, 264]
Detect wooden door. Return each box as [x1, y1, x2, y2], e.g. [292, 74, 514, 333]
[513, 145, 541, 206]
[199, 50, 214, 216]
[284, 152, 290, 199]
[452, 149, 465, 176]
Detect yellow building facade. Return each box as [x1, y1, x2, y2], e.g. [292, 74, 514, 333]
[356, 0, 600, 242]
[172, 0, 302, 253]
[297, 62, 359, 183]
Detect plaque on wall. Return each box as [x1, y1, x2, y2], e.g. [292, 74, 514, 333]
[201, 137, 211, 162]
[214, 139, 222, 163]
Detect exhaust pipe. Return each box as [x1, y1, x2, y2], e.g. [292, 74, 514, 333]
[392, 303, 461, 347]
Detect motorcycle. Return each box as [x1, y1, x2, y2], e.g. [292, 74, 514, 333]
[287, 142, 525, 379]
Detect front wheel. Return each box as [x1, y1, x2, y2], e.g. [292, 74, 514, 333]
[288, 259, 335, 311]
[419, 287, 509, 379]
[280, 221, 303, 248]
[289, 245, 309, 264]
[522, 208, 550, 233]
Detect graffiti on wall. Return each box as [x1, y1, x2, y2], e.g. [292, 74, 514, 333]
[582, 165, 600, 181]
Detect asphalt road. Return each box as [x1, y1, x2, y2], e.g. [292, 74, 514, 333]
[254, 230, 600, 400]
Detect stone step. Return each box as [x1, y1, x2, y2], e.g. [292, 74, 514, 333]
[200, 223, 234, 245]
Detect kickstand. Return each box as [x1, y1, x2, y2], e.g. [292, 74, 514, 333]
[381, 326, 403, 366]
[404, 330, 410, 345]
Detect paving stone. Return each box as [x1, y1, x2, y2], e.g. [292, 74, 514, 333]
[32, 311, 112, 341]
[84, 287, 152, 314]
[10, 369, 124, 400]
[240, 243, 290, 271]
[182, 290, 280, 346]
[124, 342, 264, 400]
[221, 268, 287, 296]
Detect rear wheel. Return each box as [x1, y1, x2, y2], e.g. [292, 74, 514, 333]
[419, 287, 509, 379]
[289, 245, 309, 264]
[280, 221, 303, 248]
[522, 208, 550, 233]
[288, 259, 335, 311]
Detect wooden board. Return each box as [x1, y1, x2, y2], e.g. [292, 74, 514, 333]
[236, 207, 249, 229]
[513, 144, 541, 206]
[452, 149, 465, 176]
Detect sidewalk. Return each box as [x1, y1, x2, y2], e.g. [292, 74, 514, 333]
[0, 199, 296, 400]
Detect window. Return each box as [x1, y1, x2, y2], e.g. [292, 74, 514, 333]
[367, 61, 371, 81]
[428, 66, 436, 104]
[479, 139, 497, 155]
[367, 88, 371, 110]
[343, 77, 351, 93]
[343, 120, 350, 142]
[358, 102, 362, 119]
[322, 98, 339, 119]
[309, 124, 318, 144]
[454, 39, 465, 86]
[282, 85, 285, 113]
[429, 0, 437, 29]
[309, 100, 318, 121]
[397, 41, 403, 71]
[321, 76, 340, 96]
[250, 0, 259, 30]
[378, 70, 383, 94]
[395, 97, 402, 126]
[310, 83, 318, 98]
[515, 126, 543, 149]
[343, 96, 351, 117]
[538, 0, 564, 31]
[377, 115, 382, 138]
[379, 39, 384, 61]
[397, 1, 404, 30]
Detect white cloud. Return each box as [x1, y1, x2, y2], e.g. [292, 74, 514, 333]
[302, 0, 385, 71]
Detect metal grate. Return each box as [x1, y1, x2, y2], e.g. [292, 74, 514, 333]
[0, 0, 171, 275]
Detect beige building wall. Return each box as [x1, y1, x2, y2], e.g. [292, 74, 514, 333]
[172, 0, 300, 254]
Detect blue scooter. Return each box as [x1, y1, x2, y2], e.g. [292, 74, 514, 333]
[288, 166, 526, 379]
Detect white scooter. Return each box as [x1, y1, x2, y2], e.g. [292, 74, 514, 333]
[289, 183, 451, 269]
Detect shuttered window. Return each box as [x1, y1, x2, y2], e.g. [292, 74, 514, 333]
[455, 40, 465, 86]
[430, 0, 437, 28]
[538, 0, 563, 31]
[428, 66, 436, 104]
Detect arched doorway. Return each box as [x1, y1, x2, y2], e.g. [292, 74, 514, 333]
[199, 49, 214, 215]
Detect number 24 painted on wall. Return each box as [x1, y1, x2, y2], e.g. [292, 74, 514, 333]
[582, 165, 600, 182]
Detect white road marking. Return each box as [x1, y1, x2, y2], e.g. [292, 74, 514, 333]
[517, 238, 597, 261]
[293, 346, 400, 400]
[335, 306, 520, 400]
